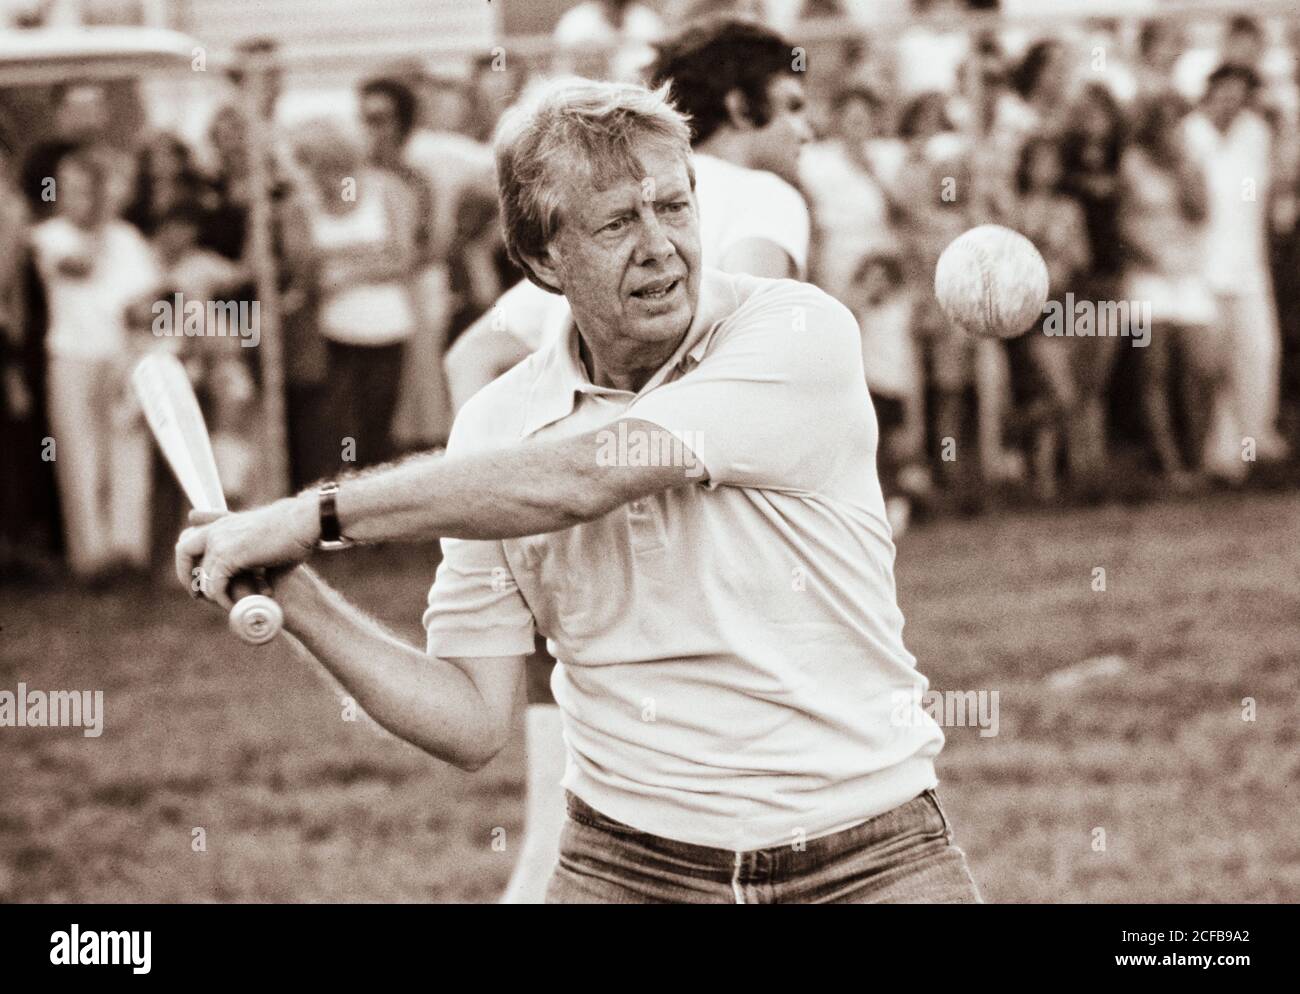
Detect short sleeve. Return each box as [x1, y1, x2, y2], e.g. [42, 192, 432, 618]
[720, 175, 811, 278]
[493, 279, 572, 351]
[625, 280, 866, 492]
[421, 393, 537, 658]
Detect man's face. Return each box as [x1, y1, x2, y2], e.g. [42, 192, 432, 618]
[361, 92, 403, 162]
[748, 75, 811, 185]
[535, 143, 701, 374]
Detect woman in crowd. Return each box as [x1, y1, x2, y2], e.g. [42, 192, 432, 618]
[800, 86, 897, 307]
[847, 250, 925, 534]
[1119, 94, 1220, 487]
[890, 95, 980, 499]
[294, 120, 422, 470]
[29, 149, 161, 579]
[356, 75, 452, 454]
[1059, 81, 1128, 495]
[1011, 136, 1092, 501]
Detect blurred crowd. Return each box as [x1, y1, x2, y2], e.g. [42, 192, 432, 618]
[3, 3, 1300, 583]
[1, 42, 524, 580]
[801, 10, 1300, 525]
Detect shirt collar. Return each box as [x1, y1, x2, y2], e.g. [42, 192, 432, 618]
[520, 268, 737, 438]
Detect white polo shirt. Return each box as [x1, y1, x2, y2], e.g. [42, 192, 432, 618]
[484, 152, 811, 354]
[424, 270, 942, 851]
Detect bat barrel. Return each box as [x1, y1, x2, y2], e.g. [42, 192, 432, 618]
[133, 354, 283, 647]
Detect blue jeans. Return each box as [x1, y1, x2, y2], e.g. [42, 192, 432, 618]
[546, 789, 982, 904]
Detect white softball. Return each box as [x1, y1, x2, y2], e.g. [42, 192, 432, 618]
[933, 224, 1050, 339]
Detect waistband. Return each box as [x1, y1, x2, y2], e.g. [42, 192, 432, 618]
[564, 788, 950, 879]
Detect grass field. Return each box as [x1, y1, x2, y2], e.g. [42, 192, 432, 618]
[2, 491, 1297, 903]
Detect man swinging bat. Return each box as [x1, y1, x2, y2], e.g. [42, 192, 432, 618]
[448, 17, 817, 903]
[176, 74, 981, 904]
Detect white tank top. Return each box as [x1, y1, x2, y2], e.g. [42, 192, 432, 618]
[310, 175, 415, 346]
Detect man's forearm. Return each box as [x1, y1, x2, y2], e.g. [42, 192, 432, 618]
[177, 423, 688, 606]
[332, 436, 617, 544]
[276, 566, 506, 770]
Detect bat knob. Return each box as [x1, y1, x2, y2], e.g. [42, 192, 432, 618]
[229, 594, 283, 645]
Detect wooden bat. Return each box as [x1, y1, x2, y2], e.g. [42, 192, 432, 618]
[131, 353, 284, 645]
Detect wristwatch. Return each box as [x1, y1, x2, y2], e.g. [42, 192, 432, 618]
[316, 481, 354, 551]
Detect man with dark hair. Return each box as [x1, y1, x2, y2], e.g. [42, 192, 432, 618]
[648, 15, 807, 187]
[1204, 61, 1262, 97]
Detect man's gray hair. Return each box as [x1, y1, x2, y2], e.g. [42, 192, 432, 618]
[493, 77, 694, 294]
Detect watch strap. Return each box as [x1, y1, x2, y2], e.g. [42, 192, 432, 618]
[317, 481, 353, 550]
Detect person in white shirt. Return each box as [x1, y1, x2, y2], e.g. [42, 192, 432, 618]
[174, 77, 979, 904]
[799, 85, 897, 305]
[30, 150, 161, 579]
[893, 0, 970, 102]
[1185, 64, 1290, 476]
[444, 16, 815, 903]
[294, 120, 424, 470]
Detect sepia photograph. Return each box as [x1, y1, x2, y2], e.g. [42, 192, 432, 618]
[0, 0, 1295, 959]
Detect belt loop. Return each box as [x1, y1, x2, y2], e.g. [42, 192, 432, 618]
[731, 851, 745, 905]
[925, 789, 956, 843]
